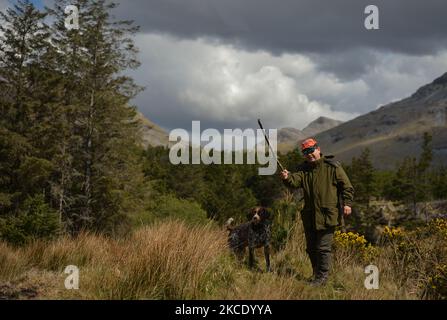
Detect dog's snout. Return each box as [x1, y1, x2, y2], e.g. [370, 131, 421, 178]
[252, 213, 261, 222]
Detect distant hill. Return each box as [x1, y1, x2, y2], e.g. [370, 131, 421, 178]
[278, 116, 344, 153]
[313, 72, 447, 169]
[133, 111, 170, 148]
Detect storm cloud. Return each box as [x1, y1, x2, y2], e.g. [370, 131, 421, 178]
[113, 0, 447, 132]
[116, 0, 447, 56]
[2, 0, 447, 133]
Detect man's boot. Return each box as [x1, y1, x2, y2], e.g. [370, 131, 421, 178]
[306, 250, 318, 282]
[309, 275, 328, 287]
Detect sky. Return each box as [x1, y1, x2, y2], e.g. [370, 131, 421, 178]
[2, 0, 447, 133]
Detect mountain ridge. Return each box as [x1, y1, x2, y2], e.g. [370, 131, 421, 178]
[313, 72, 447, 169]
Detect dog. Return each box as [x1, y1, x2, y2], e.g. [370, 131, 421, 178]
[225, 207, 272, 272]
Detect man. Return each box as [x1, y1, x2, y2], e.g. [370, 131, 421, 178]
[280, 138, 354, 286]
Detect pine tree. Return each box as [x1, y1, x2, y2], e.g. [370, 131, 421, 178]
[0, 0, 49, 132]
[416, 132, 433, 203]
[47, 0, 144, 234]
[349, 148, 375, 205]
[0, 0, 50, 215]
[431, 166, 447, 200]
[385, 133, 433, 214]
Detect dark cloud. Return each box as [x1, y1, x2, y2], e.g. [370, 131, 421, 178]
[310, 49, 380, 81]
[115, 0, 447, 56]
[4, 0, 446, 132]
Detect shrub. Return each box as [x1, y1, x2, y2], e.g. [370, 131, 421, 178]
[334, 230, 378, 263]
[270, 195, 300, 251]
[427, 264, 447, 299]
[380, 220, 447, 298]
[0, 195, 60, 245]
[429, 218, 447, 239]
[132, 194, 210, 226]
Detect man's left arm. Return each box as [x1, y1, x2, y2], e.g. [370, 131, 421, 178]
[335, 166, 354, 213]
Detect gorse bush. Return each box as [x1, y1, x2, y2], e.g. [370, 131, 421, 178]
[429, 218, 447, 239]
[379, 219, 447, 299]
[382, 226, 404, 241]
[427, 264, 447, 300]
[0, 195, 60, 245]
[334, 231, 378, 263]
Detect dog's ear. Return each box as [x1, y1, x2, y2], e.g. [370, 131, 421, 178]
[260, 207, 270, 220]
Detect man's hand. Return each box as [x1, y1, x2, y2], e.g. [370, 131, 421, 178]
[343, 206, 352, 217]
[280, 169, 290, 180]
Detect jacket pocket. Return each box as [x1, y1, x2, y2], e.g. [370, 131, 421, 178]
[322, 206, 339, 227]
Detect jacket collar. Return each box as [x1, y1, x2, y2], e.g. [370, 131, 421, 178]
[305, 155, 325, 168]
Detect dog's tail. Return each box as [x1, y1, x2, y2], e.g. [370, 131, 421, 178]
[225, 218, 235, 231]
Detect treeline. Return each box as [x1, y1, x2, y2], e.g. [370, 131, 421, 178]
[345, 132, 447, 209]
[142, 132, 447, 241]
[0, 0, 146, 242]
[142, 146, 304, 224]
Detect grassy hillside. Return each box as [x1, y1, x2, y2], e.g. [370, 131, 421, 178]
[1, 218, 446, 300]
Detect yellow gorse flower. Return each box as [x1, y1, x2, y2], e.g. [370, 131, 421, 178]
[429, 218, 447, 239]
[383, 226, 404, 239]
[334, 231, 367, 247]
[428, 263, 447, 299]
[334, 230, 377, 261]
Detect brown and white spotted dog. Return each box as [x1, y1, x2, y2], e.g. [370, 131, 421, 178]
[226, 207, 272, 272]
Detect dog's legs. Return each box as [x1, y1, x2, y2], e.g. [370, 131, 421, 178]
[249, 247, 255, 269]
[264, 245, 271, 272]
[235, 247, 245, 263]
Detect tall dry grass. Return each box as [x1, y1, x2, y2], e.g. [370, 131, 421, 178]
[1, 218, 445, 300]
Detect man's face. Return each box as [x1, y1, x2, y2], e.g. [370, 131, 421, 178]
[303, 146, 321, 162]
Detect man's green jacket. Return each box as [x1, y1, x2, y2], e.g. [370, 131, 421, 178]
[284, 156, 354, 231]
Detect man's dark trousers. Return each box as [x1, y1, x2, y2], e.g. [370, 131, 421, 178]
[303, 226, 335, 280]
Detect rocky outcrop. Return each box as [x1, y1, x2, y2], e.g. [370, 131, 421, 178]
[133, 111, 170, 149]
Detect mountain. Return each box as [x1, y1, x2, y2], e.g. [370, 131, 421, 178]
[277, 116, 344, 153]
[313, 72, 447, 169]
[302, 116, 344, 137]
[133, 111, 170, 148]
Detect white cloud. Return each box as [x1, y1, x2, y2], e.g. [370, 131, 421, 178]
[362, 51, 447, 106]
[0, 0, 8, 12]
[133, 34, 358, 131]
[133, 33, 447, 132]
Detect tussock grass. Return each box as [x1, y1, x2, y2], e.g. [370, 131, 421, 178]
[0, 242, 27, 281]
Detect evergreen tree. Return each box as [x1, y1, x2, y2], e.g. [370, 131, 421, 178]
[431, 166, 447, 200]
[0, 0, 49, 133]
[0, 0, 50, 215]
[46, 0, 144, 234]
[384, 132, 433, 214]
[348, 148, 375, 205]
[416, 132, 433, 203]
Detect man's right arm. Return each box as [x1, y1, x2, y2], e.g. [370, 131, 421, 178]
[281, 170, 303, 188]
